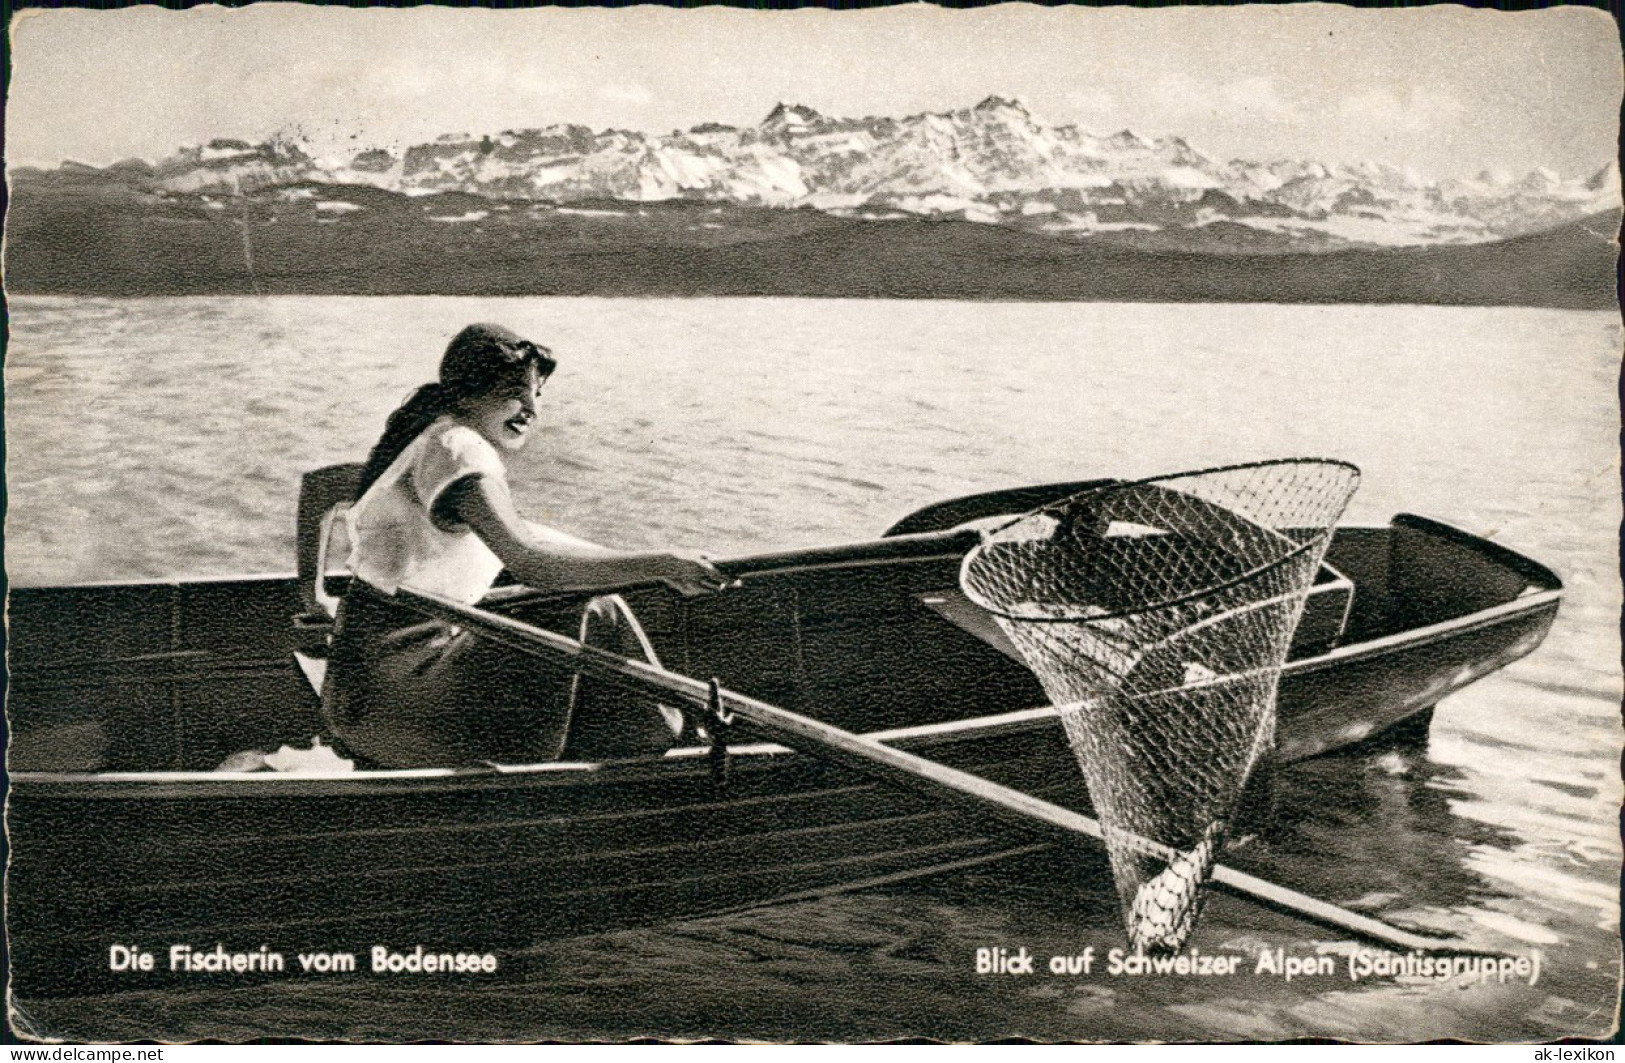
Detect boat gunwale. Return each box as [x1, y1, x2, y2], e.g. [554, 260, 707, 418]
[8, 585, 1560, 797]
[1, 515, 1562, 595]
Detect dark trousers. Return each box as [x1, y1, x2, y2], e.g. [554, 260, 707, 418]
[322, 583, 681, 768]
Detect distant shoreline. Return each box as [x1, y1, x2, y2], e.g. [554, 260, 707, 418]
[5, 182, 1617, 309]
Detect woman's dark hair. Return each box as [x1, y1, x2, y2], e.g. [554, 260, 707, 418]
[356, 323, 557, 498]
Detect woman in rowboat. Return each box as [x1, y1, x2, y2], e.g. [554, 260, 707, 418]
[322, 323, 729, 768]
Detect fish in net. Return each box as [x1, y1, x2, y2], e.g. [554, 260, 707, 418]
[959, 460, 1360, 951]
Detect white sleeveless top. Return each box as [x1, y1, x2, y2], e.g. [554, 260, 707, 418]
[345, 416, 507, 603]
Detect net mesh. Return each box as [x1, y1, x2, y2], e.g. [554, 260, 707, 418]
[959, 460, 1360, 951]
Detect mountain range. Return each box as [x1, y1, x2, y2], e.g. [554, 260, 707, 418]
[25, 96, 1620, 250]
[6, 97, 1619, 305]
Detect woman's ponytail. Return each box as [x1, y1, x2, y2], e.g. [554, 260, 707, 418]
[354, 323, 556, 500]
[354, 382, 452, 499]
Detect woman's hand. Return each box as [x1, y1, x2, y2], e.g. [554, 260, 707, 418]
[653, 551, 735, 596]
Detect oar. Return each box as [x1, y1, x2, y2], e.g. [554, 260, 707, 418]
[479, 527, 983, 606]
[397, 585, 1481, 956]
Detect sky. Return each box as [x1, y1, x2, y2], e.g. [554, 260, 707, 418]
[6, 4, 1621, 180]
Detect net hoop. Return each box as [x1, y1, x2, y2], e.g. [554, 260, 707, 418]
[953, 457, 1362, 951]
[959, 457, 1361, 624]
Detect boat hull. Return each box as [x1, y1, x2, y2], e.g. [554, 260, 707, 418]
[9, 727, 1073, 997]
[4, 512, 1561, 998]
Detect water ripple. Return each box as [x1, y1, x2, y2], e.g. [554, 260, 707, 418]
[6, 295, 1619, 1042]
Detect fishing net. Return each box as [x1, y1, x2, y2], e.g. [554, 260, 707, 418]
[960, 460, 1359, 951]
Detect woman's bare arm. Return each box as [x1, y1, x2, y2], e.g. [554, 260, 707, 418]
[446, 475, 726, 596]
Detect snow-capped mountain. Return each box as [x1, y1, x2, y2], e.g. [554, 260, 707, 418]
[149, 138, 320, 194]
[24, 97, 1621, 250]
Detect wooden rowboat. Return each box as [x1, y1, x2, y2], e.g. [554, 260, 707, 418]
[5, 478, 1561, 997]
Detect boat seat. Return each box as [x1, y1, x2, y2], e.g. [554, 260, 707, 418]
[292, 463, 362, 660]
[917, 561, 1355, 668]
[1290, 564, 1355, 657]
[917, 589, 1023, 662]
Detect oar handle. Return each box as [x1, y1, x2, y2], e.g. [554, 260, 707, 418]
[481, 527, 981, 606]
[711, 527, 981, 579]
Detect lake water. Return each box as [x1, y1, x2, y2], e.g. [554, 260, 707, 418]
[6, 296, 1621, 1042]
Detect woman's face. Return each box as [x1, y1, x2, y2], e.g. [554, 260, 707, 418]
[460, 366, 545, 452]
